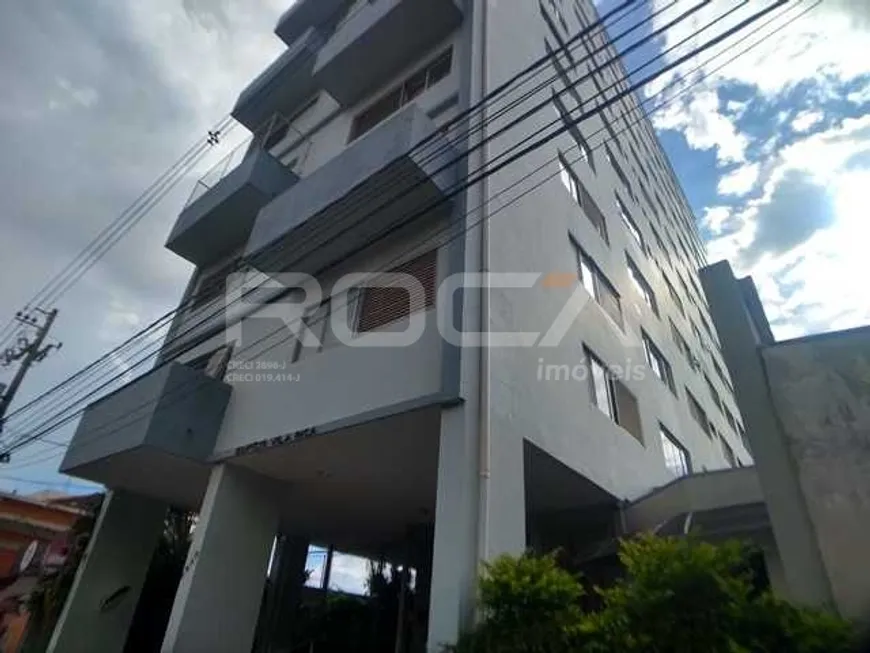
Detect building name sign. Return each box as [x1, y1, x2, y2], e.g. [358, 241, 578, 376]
[234, 426, 317, 457]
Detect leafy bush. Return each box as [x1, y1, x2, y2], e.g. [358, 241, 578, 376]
[450, 536, 855, 653]
[449, 552, 585, 653]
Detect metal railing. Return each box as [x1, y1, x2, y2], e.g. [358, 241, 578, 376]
[184, 114, 296, 208]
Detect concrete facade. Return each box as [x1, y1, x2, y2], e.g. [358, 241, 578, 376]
[55, 1, 765, 651]
[702, 260, 870, 623]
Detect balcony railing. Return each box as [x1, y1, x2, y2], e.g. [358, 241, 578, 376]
[165, 115, 300, 267]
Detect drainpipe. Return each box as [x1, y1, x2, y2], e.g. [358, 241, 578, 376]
[474, 0, 492, 578]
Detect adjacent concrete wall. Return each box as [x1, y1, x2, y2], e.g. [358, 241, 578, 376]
[701, 260, 834, 612]
[762, 328, 870, 622]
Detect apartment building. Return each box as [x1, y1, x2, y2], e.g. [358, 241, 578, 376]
[50, 1, 757, 651]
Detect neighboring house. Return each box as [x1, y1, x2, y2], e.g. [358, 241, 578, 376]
[0, 492, 95, 652]
[47, 1, 764, 652]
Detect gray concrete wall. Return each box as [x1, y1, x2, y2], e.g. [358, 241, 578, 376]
[478, 0, 747, 504]
[701, 261, 834, 612]
[762, 328, 870, 621]
[172, 218, 453, 457]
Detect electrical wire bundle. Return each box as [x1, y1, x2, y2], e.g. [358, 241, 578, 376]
[0, 0, 818, 476]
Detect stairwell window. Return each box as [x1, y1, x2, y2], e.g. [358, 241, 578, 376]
[720, 435, 737, 468]
[552, 91, 592, 168]
[357, 250, 437, 333]
[617, 195, 645, 252]
[585, 347, 644, 443]
[642, 331, 675, 394]
[571, 237, 622, 328]
[686, 388, 712, 438]
[559, 154, 609, 244]
[660, 425, 691, 478]
[350, 49, 453, 141]
[626, 256, 658, 316]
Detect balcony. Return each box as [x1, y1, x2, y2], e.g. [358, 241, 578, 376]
[275, 0, 348, 47]
[165, 130, 298, 268]
[313, 0, 463, 107]
[60, 362, 232, 508]
[245, 104, 457, 276]
[232, 27, 324, 132]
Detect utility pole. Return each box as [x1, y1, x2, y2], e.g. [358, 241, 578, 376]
[0, 309, 62, 459]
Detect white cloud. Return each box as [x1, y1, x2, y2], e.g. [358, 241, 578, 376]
[791, 109, 824, 133]
[655, 88, 748, 163]
[704, 116, 870, 337]
[717, 162, 761, 196]
[701, 206, 732, 236]
[725, 99, 749, 119]
[649, 1, 870, 97]
[847, 84, 870, 105]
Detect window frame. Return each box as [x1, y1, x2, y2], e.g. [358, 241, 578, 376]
[626, 255, 659, 317]
[660, 424, 691, 478]
[642, 330, 676, 394]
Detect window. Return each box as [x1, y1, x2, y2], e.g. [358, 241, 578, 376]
[546, 44, 584, 110]
[642, 331, 675, 393]
[350, 49, 452, 140]
[723, 405, 737, 433]
[539, 1, 577, 67]
[559, 155, 609, 244]
[704, 373, 724, 414]
[572, 238, 623, 328]
[586, 347, 644, 443]
[190, 257, 242, 310]
[627, 256, 658, 316]
[711, 357, 735, 396]
[552, 92, 593, 169]
[662, 273, 685, 317]
[588, 349, 614, 419]
[660, 425, 691, 478]
[670, 319, 691, 361]
[617, 195, 644, 252]
[738, 424, 750, 454]
[294, 299, 331, 363]
[720, 435, 737, 468]
[686, 388, 711, 437]
[558, 154, 580, 203]
[357, 250, 437, 332]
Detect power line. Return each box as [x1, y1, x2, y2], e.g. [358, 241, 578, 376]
[0, 0, 812, 464]
[0, 0, 684, 446]
[0, 0, 387, 354]
[0, 0, 643, 439]
[0, 0, 799, 456]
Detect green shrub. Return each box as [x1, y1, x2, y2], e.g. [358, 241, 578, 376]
[448, 551, 585, 653]
[450, 537, 855, 653]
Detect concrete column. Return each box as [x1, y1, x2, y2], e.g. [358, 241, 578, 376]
[426, 405, 526, 653]
[47, 490, 166, 653]
[161, 465, 279, 653]
[258, 536, 310, 653]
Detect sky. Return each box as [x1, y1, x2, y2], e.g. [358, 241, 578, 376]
[0, 0, 867, 502]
